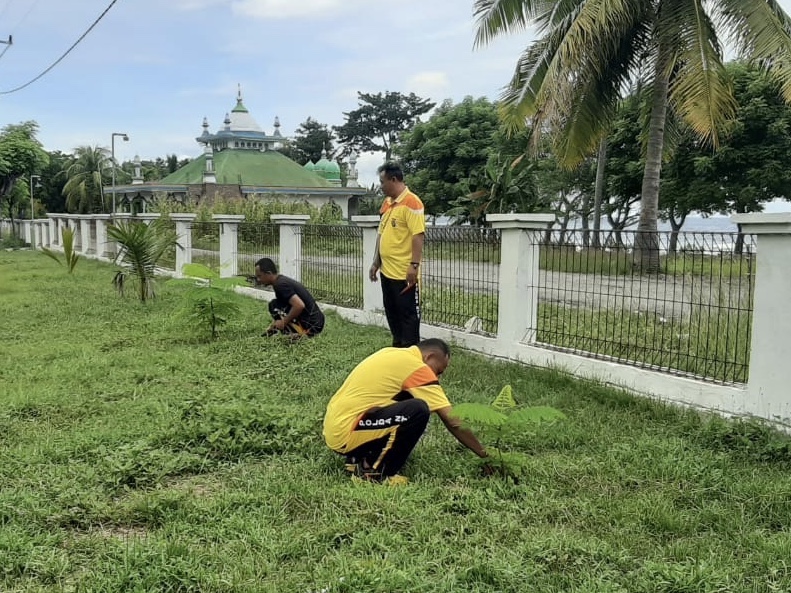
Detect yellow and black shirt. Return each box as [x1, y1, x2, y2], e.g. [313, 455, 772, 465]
[378, 187, 426, 280]
[323, 346, 451, 451]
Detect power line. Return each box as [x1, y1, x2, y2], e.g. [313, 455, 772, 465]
[0, 0, 121, 95]
[0, 34, 11, 61]
[0, 0, 42, 64]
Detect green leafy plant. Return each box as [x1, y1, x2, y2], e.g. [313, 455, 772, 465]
[173, 263, 246, 339]
[40, 227, 80, 273]
[452, 384, 566, 480]
[108, 219, 179, 302]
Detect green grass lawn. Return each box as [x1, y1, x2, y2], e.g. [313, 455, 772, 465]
[1, 250, 790, 592]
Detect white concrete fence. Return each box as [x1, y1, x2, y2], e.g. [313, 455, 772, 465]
[4, 212, 791, 431]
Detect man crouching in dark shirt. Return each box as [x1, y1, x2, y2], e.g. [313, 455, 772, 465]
[254, 257, 325, 338]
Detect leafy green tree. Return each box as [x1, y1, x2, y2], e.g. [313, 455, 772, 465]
[38, 150, 69, 213]
[534, 152, 596, 243]
[335, 91, 435, 161]
[699, 62, 791, 250]
[0, 121, 49, 230]
[603, 95, 645, 247]
[63, 146, 112, 213]
[280, 117, 336, 165]
[474, 0, 791, 271]
[396, 96, 501, 213]
[659, 128, 723, 252]
[447, 154, 544, 225]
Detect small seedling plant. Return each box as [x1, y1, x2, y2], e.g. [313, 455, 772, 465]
[40, 227, 80, 273]
[452, 385, 566, 480]
[173, 263, 246, 339]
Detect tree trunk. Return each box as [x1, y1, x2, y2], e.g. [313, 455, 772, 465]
[668, 214, 685, 254]
[634, 57, 671, 273]
[734, 223, 745, 255]
[592, 136, 607, 249]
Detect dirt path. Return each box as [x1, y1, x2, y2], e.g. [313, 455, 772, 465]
[198, 249, 753, 319]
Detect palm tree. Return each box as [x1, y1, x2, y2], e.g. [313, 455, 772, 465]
[474, 0, 791, 271]
[63, 145, 111, 213]
[108, 219, 179, 302]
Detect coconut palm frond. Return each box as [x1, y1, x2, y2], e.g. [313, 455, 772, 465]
[472, 0, 544, 48]
[663, 0, 735, 148]
[714, 0, 791, 102]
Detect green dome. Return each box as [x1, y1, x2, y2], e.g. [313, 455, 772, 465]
[314, 156, 341, 180]
[303, 161, 315, 171]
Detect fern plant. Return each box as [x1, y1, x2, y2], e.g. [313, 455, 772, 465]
[452, 385, 566, 480]
[40, 228, 80, 273]
[173, 263, 246, 339]
[108, 219, 179, 302]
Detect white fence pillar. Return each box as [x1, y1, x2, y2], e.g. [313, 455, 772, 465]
[36, 220, 47, 248]
[487, 213, 555, 347]
[78, 215, 93, 255]
[94, 215, 113, 259]
[732, 213, 791, 425]
[171, 213, 197, 277]
[48, 215, 59, 248]
[270, 214, 310, 281]
[352, 215, 384, 313]
[31, 219, 43, 248]
[64, 216, 80, 251]
[212, 214, 245, 278]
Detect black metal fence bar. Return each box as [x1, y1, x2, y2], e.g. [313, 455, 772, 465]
[422, 226, 500, 334]
[297, 224, 363, 309]
[236, 222, 279, 282]
[190, 221, 221, 274]
[533, 229, 755, 384]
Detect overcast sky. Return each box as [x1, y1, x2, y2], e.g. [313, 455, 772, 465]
[0, 0, 533, 186]
[2, 0, 791, 212]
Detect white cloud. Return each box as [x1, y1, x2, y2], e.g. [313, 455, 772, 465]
[406, 71, 450, 96]
[231, 0, 359, 19]
[175, 0, 230, 10]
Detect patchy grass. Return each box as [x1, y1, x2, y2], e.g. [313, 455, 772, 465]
[1, 250, 790, 592]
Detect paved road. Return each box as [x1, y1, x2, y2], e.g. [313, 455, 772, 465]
[195, 249, 753, 320]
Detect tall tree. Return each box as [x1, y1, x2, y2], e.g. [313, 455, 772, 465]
[0, 121, 49, 229]
[63, 146, 111, 213]
[474, 0, 791, 271]
[38, 150, 70, 213]
[280, 117, 336, 165]
[396, 96, 502, 213]
[335, 91, 435, 161]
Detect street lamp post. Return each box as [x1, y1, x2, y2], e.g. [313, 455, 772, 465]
[29, 174, 41, 219]
[111, 132, 129, 213]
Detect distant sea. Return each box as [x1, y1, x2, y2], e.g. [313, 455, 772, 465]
[428, 214, 740, 232]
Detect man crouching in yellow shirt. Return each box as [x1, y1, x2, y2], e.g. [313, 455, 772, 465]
[323, 338, 488, 483]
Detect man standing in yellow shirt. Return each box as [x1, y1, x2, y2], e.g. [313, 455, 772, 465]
[369, 161, 425, 347]
[323, 338, 488, 482]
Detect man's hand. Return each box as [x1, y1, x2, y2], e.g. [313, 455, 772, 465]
[369, 263, 379, 282]
[405, 265, 418, 288]
[273, 319, 287, 331]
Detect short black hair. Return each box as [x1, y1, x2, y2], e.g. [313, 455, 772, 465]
[255, 257, 278, 274]
[377, 161, 404, 182]
[418, 338, 450, 357]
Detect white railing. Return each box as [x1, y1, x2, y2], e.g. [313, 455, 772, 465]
[5, 211, 791, 431]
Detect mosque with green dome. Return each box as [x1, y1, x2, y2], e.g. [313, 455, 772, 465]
[108, 87, 367, 218]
